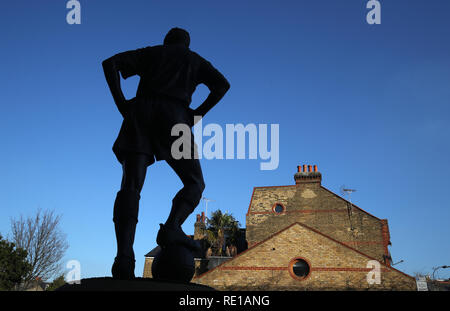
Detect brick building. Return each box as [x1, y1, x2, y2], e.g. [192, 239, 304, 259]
[144, 165, 416, 290]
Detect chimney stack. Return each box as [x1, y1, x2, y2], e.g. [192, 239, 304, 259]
[201, 211, 206, 223]
[194, 212, 206, 240]
[294, 164, 322, 185]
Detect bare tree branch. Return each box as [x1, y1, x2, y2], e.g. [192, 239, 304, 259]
[10, 209, 68, 282]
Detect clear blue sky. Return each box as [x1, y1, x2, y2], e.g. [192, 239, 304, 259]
[0, 0, 449, 281]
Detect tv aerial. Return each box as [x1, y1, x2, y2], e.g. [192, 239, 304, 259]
[340, 185, 357, 209]
[340, 185, 357, 230]
[201, 196, 215, 222]
[340, 185, 357, 195]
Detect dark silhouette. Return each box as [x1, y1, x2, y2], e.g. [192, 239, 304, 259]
[151, 245, 195, 283]
[102, 28, 230, 280]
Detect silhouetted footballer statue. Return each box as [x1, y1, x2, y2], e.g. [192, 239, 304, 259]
[102, 28, 230, 279]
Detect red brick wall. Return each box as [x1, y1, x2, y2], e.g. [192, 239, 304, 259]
[194, 223, 416, 290]
[246, 183, 388, 262]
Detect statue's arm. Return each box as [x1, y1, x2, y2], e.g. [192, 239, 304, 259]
[194, 60, 230, 121]
[102, 55, 128, 118]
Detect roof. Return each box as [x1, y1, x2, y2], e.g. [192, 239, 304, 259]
[145, 245, 162, 257]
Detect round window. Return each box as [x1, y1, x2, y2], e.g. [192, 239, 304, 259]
[273, 203, 285, 214]
[289, 258, 310, 280]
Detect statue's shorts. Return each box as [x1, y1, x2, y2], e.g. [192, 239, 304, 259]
[112, 93, 197, 167]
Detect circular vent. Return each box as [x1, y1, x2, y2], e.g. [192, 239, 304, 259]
[289, 258, 311, 281]
[272, 203, 285, 214]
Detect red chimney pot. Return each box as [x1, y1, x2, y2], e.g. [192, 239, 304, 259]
[201, 212, 205, 223]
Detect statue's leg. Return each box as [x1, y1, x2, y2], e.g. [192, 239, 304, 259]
[112, 152, 150, 279]
[165, 157, 205, 228]
[156, 157, 205, 250]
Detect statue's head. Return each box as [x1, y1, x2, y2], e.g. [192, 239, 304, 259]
[164, 27, 190, 48]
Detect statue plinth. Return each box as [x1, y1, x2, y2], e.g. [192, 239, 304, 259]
[56, 277, 214, 291]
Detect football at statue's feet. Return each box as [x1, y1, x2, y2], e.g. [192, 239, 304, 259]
[151, 244, 195, 283]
